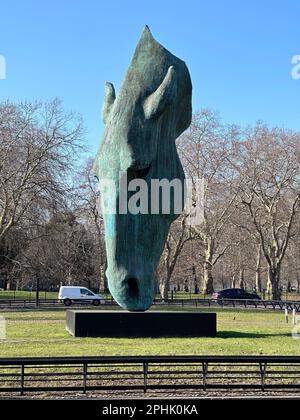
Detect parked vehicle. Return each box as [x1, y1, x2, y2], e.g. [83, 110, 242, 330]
[58, 286, 105, 306]
[212, 288, 261, 303]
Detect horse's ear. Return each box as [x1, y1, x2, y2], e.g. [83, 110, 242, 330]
[102, 82, 116, 124]
[143, 66, 177, 120]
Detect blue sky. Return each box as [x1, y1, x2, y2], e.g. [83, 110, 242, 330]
[0, 0, 299, 154]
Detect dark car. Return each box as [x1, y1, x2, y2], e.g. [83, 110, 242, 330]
[212, 288, 261, 303]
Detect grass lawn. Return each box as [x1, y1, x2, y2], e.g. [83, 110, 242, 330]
[0, 290, 58, 300]
[0, 306, 299, 358]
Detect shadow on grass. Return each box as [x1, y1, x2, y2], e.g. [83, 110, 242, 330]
[218, 331, 291, 339]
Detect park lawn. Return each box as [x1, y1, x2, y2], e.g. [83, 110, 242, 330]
[0, 290, 58, 300]
[0, 307, 299, 358]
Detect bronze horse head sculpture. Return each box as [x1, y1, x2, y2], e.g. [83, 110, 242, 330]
[94, 26, 192, 311]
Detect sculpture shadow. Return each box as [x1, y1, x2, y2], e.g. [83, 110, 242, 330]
[217, 331, 291, 339]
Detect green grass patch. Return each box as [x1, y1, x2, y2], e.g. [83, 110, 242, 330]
[0, 291, 58, 300]
[0, 306, 299, 358]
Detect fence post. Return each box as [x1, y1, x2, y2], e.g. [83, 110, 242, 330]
[143, 362, 148, 394]
[83, 363, 88, 394]
[20, 364, 25, 396]
[202, 362, 208, 391]
[293, 305, 297, 325]
[259, 362, 267, 391]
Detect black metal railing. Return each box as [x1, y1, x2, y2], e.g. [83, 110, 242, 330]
[0, 356, 299, 395]
[154, 297, 300, 312]
[0, 297, 299, 312]
[0, 297, 116, 309]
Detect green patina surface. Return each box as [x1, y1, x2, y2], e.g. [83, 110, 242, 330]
[94, 26, 192, 311]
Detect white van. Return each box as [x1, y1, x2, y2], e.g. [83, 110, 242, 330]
[58, 286, 104, 306]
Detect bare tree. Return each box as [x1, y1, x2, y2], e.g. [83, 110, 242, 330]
[177, 110, 239, 294]
[233, 124, 300, 300]
[158, 216, 193, 300]
[73, 159, 107, 291]
[0, 99, 83, 242]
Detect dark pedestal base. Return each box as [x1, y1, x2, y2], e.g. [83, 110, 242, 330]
[66, 310, 217, 338]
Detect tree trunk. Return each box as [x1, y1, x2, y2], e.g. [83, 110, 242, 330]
[239, 268, 245, 289]
[99, 258, 108, 292]
[268, 267, 281, 300]
[203, 261, 214, 294]
[100, 258, 109, 292]
[255, 244, 262, 292]
[231, 274, 236, 288]
[161, 249, 181, 300]
[266, 269, 272, 295]
[35, 274, 40, 307]
[202, 237, 214, 294]
[159, 279, 169, 301]
[255, 271, 262, 293]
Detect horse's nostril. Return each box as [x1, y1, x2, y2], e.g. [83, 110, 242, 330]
[127, 277, 139, 299]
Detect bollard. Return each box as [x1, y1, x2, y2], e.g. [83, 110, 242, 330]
[0, 316, 6, 339]
[293, 307, 297, 325]
[285, 307, 289, 323]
